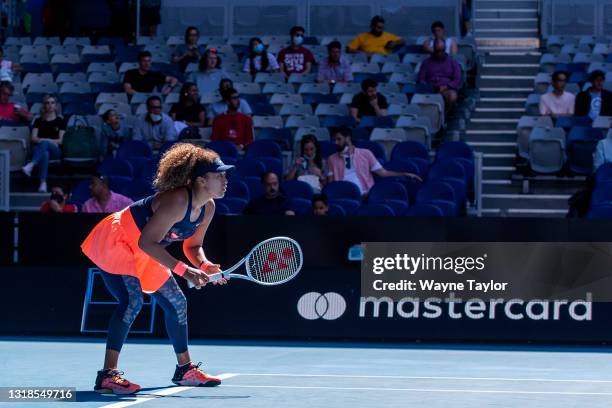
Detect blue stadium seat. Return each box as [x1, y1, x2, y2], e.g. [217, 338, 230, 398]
[435, 141, 474, 184]
[406, 203, 444, 217]
[117, 140, 153, 160]
[282, 180, 314, 200]
[358, 116, 394, 129]
[226, 178, 250, 201]
[329, 198, 360, 215]
[98, 37, 125, 48]
[243, 176, 264, 199]
[287, 197, 312, 215]
[428, 160, 467, 207]
[351, 127, 371, 142]
[381, 159, 424, 203]
[356, 203, 395, 216]
[303, 94, 340, 105]
[321, 115, 357, 128]
[241, 94, 268, 106]
[319, 140, 337, 158]
[20, 63, 52, 74]
[91, 82, 124, 93]
[353, 73, 388, 84]
[157, 141, 178, 161]
[245, 139, 283, 160]
[368, 181, 410, 215]
[215, 201, 231, 215]
[256, 127, 293, 151]
[328, 203, 346, 216]
[108, 176, 133, 197]
[567, 127, 604, 174]
[595, 162, 612, 184]
[258, 157, 283, 178]
[354, 140, 386, 163]
[235, 158, 267, 178]
[391, 141, 429, 162]
[591, 183, 612, 207]
[127, 179, 155, 201]
[98, 158, 134, 178]
[60, 93, 95, 105]
[415, 181, 457, 216]
[569, 71, 588, 84]
[251, 102, 276, 116]
[587, 205, 612, 218]
[63, 103, 96, 116]
[218, 197, 249, 214]
[323, 181, 362, 201]
[71, 179, 91, 205]
[136, 158, 157, 185]
[555, 116, 591, 130]
[206, 140, 239, 162]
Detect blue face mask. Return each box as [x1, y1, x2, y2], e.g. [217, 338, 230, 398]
[292, 35, 304, 46]
[253, 43, 264, 54]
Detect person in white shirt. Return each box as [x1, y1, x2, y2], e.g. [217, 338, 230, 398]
[539, 71, 575, 118]
[423, 21, 458, 55]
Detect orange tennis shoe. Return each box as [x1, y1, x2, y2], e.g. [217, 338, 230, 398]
[94, 369, 141, 395]
[171, 362, 222, 387]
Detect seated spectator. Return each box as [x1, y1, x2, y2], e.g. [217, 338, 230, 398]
[243, 37, 280, 76]
[422, 21, 458, 55]
[575, 70, 612, 121]
[22, 95, 65, 193]
[82, 173, 133, 213]
[123, 51, 178, 97]
[100, 109, 132, 159]
[207, 78, 252, 125]
[317, 40, 353, 85]
[211, 88, 253, 149]
[347, 15, 405, 55]
[172, 26, 205, 72]
[40, 184, 78, 213]
[169, 82, 206, 128]
[278, 26, 315, 77]
[593, 130, 612, 171]
[350, 79, 389, 122]
[312, 193, 329, 216]
[539, 71, 575, 118]
[285, 134, 327, 192]
[243, 172, 295, 216]
[133, 95, 177, 148]
[0, 46, 21, 82]
[327, 127, 421, 196]
[188, 48, 228, 94]
[417, 39, 462, 112]
[0, 82, 32, 123]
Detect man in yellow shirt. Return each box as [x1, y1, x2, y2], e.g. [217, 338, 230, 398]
[347, 16, 405, 55]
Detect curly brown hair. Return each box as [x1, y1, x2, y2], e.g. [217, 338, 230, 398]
[153, 143, 219, 192]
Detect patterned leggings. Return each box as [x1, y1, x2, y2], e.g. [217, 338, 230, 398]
[100, 271, 188, 354]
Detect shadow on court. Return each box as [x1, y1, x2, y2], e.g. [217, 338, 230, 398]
[75, 389, 251, 403]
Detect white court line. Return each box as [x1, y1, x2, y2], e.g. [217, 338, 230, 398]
[222, 384, 612, 396]
[98, 373, 238, 408]
[232, 373, 612, 384]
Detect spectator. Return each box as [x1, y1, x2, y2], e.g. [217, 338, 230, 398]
[133, 95, 177, 148]
[140, 0, 161, 36]
[82, 173, 133, 213]
[0, 46, 21, 82]
[207, 78, 253, 125]
[539, 71, 575, 118]
[211, 88, 253, 149]
[285, 134, 327, 192]
[99, 109, 132, 159]
[243, 37, 280, 76]
[317, 40, 353, 85]
[188, 48, 228, 94]
[575, 70, 612, 120]
[347, 15, 404, 55]
[172, 26, 206, 72]
[350, 79, 389, 122]
[277, 26, 315, 77]
[40, 184, 78, 213]
[312, 193, 329, 216]
[123, 51, 178, 97]
[593, 130, 612, 171]
[423, 21, 459, 55]
[417, 39, 462, 112]
[0, 82, 32, 123]
[243, 172, 295, 215]
[327, 127, 421, 196]
[169, 82, 206, 128]
[22, 95, 65, 193]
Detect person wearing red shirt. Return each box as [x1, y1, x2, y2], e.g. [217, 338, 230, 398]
[211, 88, 253, 150]
[0, 82, 32, 123]
[40, 184, 78, 213]
[277, 26, 315, 77]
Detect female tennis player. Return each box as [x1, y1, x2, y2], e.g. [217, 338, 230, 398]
[81, 143, 232, 395]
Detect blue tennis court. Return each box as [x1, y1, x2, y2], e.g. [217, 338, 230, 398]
[2, 337, 612, 407]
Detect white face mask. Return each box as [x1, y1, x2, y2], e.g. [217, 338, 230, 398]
[150, 113, 162, 123]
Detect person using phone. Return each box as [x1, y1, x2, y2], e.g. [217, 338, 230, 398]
[81, 143, 231, 394]
[39, 184, 78, 213]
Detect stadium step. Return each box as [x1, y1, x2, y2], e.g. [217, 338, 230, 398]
[10, 192, 47, 211]
[482, 178, 586, 195]
[482, 193, 570, 211]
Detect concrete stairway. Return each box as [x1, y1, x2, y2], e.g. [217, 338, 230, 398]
[467, 0, 581, 217]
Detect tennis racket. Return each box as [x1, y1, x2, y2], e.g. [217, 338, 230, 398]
[188, 236, 303, 289]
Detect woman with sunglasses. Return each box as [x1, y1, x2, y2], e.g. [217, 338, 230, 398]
[22, 94, 65, 193]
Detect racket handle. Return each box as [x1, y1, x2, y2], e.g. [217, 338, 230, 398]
[186, 271, 225, 289]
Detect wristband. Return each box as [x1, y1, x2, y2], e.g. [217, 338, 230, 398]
[173, 261, 188, 276]
[199, 260, 213, 272]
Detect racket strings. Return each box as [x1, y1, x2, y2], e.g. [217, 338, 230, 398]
[248, 239, 302, 284]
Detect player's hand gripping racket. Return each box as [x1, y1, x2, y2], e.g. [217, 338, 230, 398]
[188, 237, 303, 289]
